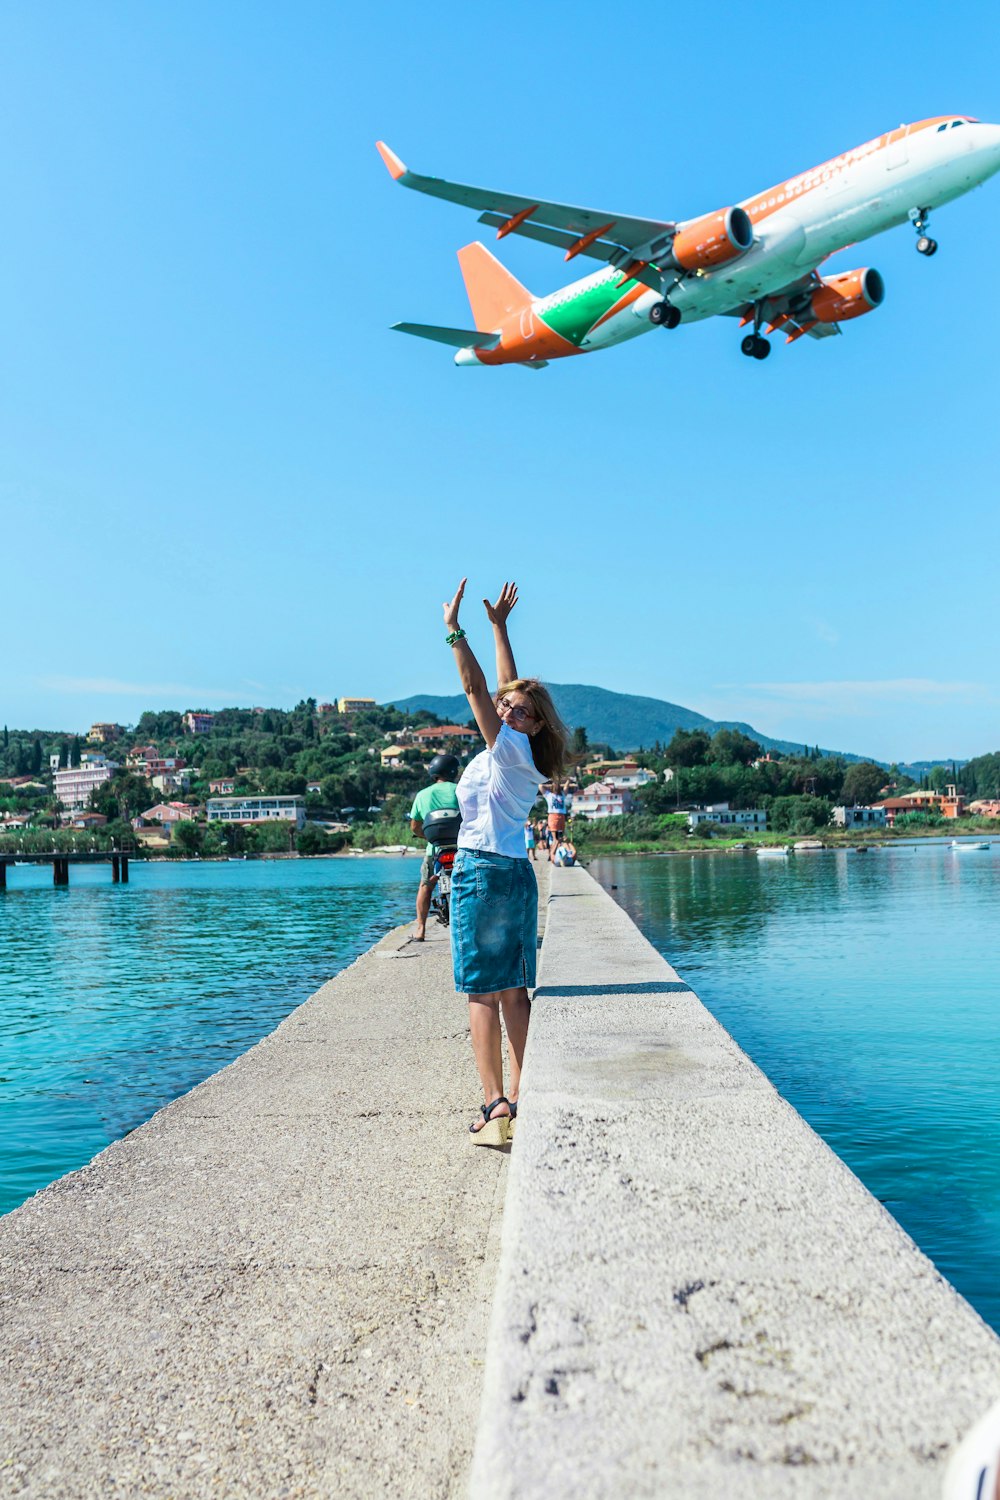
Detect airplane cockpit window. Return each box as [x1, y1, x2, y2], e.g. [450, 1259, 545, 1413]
[937, 123, 948, 132]
[951, 120, 966, 129]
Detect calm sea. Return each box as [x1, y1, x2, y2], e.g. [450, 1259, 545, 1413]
[591, 842, 1000, 1334]
[0, 856, 416, 1217]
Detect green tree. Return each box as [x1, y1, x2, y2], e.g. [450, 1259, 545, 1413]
[840, 761, 886, 806]
[664, 729, 711, 768]
[709, 729, 761, 767]
[297, 821, 330, 855]
[170, 820, 205, 855]
[571, 725, 589, 756]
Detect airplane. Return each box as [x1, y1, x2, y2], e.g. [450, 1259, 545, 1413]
[376, 117, 1000, 368]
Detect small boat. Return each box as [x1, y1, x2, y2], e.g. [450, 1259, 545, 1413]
[952, 840, 990, 851]
[757, 846, 789, 858]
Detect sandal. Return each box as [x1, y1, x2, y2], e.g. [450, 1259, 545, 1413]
[507, 1100, 518, 1138]
[470, 1096, 511, 1147]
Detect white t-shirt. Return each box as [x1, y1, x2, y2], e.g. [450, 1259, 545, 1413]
[457, 722, 543, 859]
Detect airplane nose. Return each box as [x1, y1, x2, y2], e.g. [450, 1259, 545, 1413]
[976, 122, 1000, 171]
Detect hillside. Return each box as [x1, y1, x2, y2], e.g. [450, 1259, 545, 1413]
[390, 682, 870, 762]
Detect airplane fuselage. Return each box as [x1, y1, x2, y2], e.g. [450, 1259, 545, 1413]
[459, 116, 1000, 365]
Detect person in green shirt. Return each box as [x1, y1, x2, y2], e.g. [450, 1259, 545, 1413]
[409, 753, 461, 940]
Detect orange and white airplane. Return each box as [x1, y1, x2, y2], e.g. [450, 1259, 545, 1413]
[377, 116, 1000, 367]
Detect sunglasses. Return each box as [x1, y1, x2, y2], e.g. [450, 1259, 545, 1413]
[499, 695, 536, 724]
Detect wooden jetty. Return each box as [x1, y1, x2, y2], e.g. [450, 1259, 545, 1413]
[0, 852, 132, 888]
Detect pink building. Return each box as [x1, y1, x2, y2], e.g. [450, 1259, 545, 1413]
[133, 802, 197, 828]
[54, 761, 117, 810]
[184, 711, 215, 735]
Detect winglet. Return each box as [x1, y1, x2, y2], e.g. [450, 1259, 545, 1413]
[375, 141, 408, 181]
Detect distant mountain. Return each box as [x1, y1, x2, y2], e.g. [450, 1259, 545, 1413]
[389, 682, 871, 762]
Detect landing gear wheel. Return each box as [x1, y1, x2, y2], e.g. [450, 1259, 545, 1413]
[916, 236, 938, 256]
[649, 300, 680, 328]
[741, 333, 770, 359]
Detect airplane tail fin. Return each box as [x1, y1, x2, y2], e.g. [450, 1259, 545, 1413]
[456, 242, 533, 332]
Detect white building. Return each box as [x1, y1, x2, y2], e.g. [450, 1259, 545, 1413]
[571, 782, 637, 820]
[832, 805, 886, 828]
[207, 795, 306, 830]
[687, 803, 767, 832]
[151, 770, 192, 794]
[53, 759, 117, 810]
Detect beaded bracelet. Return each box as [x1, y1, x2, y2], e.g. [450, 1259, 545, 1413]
[445, 628, 466, 646]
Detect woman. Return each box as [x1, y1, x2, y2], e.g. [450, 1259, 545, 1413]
[524, 819, 537, 861]
[443, 578, 568, 1146]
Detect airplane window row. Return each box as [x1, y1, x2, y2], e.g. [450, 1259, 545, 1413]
[937, 120, 966, 132]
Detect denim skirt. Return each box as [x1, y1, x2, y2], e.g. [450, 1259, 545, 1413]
[451, 848, 538, 995]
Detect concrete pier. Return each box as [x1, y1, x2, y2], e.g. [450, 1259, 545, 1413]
[0, 882, 537, 1498]
[471, 865, 1000, 1497]
[3, 857, 1000, 1497]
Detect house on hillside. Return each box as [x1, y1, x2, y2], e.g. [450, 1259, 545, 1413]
[54, 760, 117, 810]
[878, 786, 966, 826]
[412, 725, 480, 747]
[207, 795, 306, 830]
[572, 783, 637, 820]
[183, 711, 214, 735]
[133, 802, 198, 829]
[688, 804, 767, 833]
[832, 805, 886, 829]
[582, 758, 656, 790]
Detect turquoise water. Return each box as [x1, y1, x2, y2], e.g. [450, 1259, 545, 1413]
[0, 857, 416, 1217]
[591, 843, 1000, 1334]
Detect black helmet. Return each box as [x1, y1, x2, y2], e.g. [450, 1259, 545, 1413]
[428, 752, 460, 781]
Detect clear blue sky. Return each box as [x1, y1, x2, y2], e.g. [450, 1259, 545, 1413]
[3, 1, 998, 762]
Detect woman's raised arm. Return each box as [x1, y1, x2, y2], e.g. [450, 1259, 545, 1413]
[483, 581, 519, 688]
[444, 578, 501, 748]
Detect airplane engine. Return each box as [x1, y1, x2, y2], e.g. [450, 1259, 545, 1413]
[669, 207, 754, 270]
[810, 268, 885, 323]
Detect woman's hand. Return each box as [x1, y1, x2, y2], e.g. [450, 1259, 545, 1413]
[443, 578, 467, 632]
[484, 581, 518, 627]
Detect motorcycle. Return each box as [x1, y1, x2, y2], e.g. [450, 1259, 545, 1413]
[422, 808, 462, 927]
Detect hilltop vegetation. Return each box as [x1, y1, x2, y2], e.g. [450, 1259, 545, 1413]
[1, 701, 995, 857]
[392, 682, 871, 761]
[0, 701, 476, 855]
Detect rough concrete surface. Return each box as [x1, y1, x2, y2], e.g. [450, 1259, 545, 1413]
[1, 861, 550, 1499]
[471, 865, 1000, 1499]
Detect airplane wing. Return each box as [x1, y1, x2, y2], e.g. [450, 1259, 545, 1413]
[376, 141, 673, 289]
[731, 274, 842, 344]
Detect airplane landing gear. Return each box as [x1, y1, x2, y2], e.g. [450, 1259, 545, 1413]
[741, 333, 771, 360]
[909, 207, 938, 256]
[649, 301, 681, 329]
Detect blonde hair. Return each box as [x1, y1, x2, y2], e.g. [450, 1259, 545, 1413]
[496, 678, 569, 781]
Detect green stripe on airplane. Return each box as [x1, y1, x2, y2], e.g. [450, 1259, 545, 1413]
[541, 272, 639, 345]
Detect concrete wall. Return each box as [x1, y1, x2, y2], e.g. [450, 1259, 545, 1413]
[471, 864, 1000, 1498]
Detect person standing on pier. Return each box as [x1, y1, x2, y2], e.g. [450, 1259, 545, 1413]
[443, 578, 568, 1145]
[409, 753, 461, 941]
